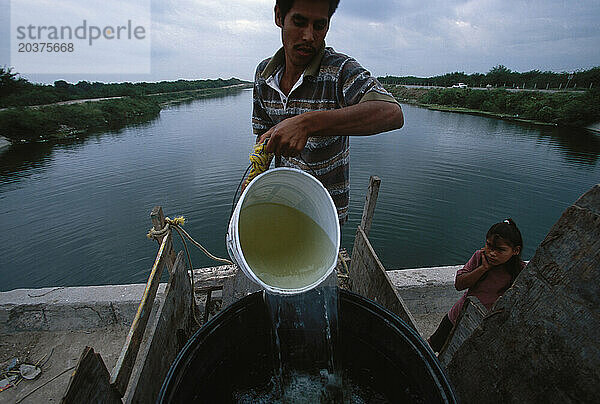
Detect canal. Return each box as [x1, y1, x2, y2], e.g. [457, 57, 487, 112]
[1, 88, 598, 291]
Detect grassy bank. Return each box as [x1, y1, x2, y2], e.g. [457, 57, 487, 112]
[379, 65, 600, 90]
[0, 97, 161, 142]
[0, 84, 251, 142]
[386, 85, 600, 128]
[0, 67, 249, 108]
[149, 84, 251, 105]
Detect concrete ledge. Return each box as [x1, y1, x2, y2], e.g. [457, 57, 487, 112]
[0, 284, 166, 334]
[586, 121, 600, 135]
[388, 265, 462, 316]
[0, 136, 10, 151]
[388, 265, 463, 337]
[1, 266, 464, 336]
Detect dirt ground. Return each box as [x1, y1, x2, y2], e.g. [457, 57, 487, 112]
[0, 325, 129, 403]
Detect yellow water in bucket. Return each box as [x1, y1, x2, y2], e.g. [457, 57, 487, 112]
[239, 203, 335, 290]
[226, 168, 340, 294]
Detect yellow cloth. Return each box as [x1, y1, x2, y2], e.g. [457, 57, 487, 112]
[244, 140, 273, 187]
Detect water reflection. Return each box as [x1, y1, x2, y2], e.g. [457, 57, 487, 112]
[0, 142, 56, 183]
[539, 126, 600, 165]
[0, 87, 249, 186]
[0, 121, 156, 186]
[158, 87, 249, 108]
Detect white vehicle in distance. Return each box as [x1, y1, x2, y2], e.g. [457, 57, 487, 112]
[451, 83, 468, 88]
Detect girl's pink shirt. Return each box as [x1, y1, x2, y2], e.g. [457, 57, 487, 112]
[448, 249, 521, 324]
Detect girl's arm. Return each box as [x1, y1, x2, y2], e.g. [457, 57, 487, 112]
[455, 250, 492, 291]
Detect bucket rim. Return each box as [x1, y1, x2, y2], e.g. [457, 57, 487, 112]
[228, 167, 341, 295]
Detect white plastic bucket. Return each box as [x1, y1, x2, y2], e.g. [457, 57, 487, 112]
[226, 167, 340, 295]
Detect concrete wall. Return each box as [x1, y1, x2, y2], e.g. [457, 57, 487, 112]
[0, 284, 165, 334]
[0, 136, 11, 151]
[586, 121, 600, 135]
[388, 266, 463, 337]
[1, 266, 462, 338]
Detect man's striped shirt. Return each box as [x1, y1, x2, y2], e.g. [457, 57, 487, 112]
[252, 45, 399, 224]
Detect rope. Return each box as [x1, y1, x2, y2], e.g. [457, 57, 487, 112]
[170, 219, 233, 265]
[243, 138, 320, 183]
[147, 216, 232, 327]
[15, 366, 76, 403]
[244, 140, 274, 187]
[147, 217, 233, 265]
[226, 140, 273, 223]
[169, 224, 203, 327]
[338, 251, 350, 275]
[230, 163, 252, 222]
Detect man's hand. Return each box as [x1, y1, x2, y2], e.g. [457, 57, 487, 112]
[257, 100, 404, 157]
[259, 114, 310, 157]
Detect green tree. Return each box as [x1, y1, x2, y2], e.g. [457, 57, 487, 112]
[0, 67, 29, 97]
[486, 65, 513, 87]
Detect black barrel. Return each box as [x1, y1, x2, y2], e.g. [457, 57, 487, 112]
[158, 289, 457, 403]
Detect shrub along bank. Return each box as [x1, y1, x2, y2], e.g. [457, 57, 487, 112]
[0, 83, 251, 142]
[387, 85, 600, 128]
[0, 97, 161, 142]
[379, 65, 600, 90]
[0, 67, 247, 108]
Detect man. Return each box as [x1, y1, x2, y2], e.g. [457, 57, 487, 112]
[251, 0, 404, 224]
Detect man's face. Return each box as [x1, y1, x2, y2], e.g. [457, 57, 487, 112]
[275, 0, 330, 69]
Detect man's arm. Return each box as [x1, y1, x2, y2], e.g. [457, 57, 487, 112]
[260, 100, 403, 156]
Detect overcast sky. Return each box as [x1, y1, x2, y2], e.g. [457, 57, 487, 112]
[1, 0, 599, 84]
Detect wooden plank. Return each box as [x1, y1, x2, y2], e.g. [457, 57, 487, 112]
[222, 268, 263, 309]
[349, 226, 418, 330]
[110, 231, 172, 396]
[126, 251, 194, 404]
[438, 296, 487, 367]
[359, 176, 381, 237]
[447, 184, 600, 403]
[350, 176, 380, 274]
[151, 206, 176, 273]
[62, 346, 121, 404]
[193, 265, 237, 292]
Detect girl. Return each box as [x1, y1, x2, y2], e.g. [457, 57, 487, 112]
[428, 218, 525, 353]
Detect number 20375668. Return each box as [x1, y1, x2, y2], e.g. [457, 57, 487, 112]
[18, 43, 74, 52]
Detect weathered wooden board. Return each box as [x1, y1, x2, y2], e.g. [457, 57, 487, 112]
[193, 265, 237, 292]
[222, 267, 263, 309]
[125, 251, 194, 403]
[438, 296, 487, 367]
[447, 184, 600, 403]
[110, 231, 172, 396]
[62, 346, 121, 404]
[359, 176, 381, 237]
[220, 258, 344, 311]
[150, 206, 176, 273]
[349, 226, 418, 330]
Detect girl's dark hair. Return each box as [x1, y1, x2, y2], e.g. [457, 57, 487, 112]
[276, 0, 341, 20]
[486, 218, 524, 283]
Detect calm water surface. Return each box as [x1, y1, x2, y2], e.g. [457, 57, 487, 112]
[1, 89, 599, 291]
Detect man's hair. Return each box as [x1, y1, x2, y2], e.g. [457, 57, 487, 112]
[276, 0, 340, 20]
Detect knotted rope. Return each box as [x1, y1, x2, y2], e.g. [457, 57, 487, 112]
[244, 140, 273, 187]
[147, 216, 233, 265]
[147, 216, 233, 327]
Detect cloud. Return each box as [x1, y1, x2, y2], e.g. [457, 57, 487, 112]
[4, 0, 599, 83]
[330, 0, 600, 75]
